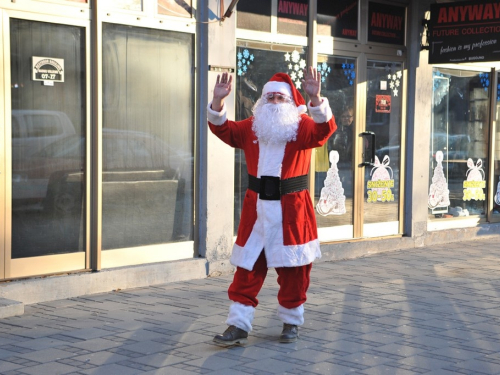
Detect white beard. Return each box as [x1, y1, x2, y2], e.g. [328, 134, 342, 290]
[251, 98, 300, 145]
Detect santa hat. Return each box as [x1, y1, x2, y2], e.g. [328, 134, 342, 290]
[262, 73, 307, 114]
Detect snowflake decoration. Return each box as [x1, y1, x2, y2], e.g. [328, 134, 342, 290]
[317, 62, 331, 84]
[479, 72, 490, 92]
[237, 49, 255, 76]
[284, 51, 306, 88]
[341, 62, 356, 86]
[387, 66, 402, 96]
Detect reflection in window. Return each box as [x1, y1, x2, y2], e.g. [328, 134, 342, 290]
[102, 23, 194, 250]
[317, 0, 358, 39]
[234, 44, 306, 234]
[277, 0, 308, 36]
[314, 56, 355, 228]
[236, 0, 271, 32]
[158, 0, 192, 17]
[430, 68, 490, 219]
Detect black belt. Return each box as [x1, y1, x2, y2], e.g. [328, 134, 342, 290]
[248, 174, 308, 200]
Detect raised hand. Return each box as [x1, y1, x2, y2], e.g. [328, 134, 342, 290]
[212, 72, 233, 111]
[301, 67, 322, 106]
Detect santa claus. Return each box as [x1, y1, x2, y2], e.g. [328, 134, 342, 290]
[208, 67, 336, 345]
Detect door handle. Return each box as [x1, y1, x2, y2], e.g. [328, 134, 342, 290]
[360, 131, 376, 167]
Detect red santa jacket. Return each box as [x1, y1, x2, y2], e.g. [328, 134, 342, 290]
[208, 99, 336, 270]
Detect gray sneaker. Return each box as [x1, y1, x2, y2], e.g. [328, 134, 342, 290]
[279, 323, 298, 343]
[213, 325, 248, 346]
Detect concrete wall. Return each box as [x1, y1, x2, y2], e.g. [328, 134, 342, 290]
[203, 0, 237, 276]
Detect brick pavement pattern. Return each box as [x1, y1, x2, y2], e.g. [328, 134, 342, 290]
[1, 238, 500, 374]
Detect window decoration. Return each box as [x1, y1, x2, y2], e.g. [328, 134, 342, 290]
[428, 151, 450, 209]
[341, 63, 355, 86]
[463, 158, 485, 201]
[367, 155, 395, 203]
[479, 73, 490, 92]
[237, 49, 255, 77]
[316, 151, 346, 216]
[385, 64, 402, 97]
[284, 51, 306, 89]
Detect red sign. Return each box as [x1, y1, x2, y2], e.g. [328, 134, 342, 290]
[375, 95, 391, 113]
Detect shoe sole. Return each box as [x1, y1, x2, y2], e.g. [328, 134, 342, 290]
[213, 337, 248, 346]
[279, 337, 298, 343]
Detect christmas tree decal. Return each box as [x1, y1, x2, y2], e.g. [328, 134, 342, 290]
[316, 150, 346, 216]
[428, 150, 450, 209]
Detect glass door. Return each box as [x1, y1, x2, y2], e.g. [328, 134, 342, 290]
[314, 55, 356, 241]
[5, 15, 89, 278]
[362, 60, 404, 237]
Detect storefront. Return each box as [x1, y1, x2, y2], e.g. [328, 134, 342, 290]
[1, 0, 196, 279]
[1, 0, 500, 304]
[425, 0, 500, 231]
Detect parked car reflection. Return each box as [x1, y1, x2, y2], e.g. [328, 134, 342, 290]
[13, 128, 192, 207]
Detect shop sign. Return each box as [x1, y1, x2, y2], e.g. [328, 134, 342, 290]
[367, 155, 395, 203]
[317, 0, 358, 39]
[278, 0, 308, 22]
[375, 95, 391, 113]
[463, 158, 485, 201]
[367, 2, 406, 45]
[428, 0, 500, 64]
[32, 56, 64, 83]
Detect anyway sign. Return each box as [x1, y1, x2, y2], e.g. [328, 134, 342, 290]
[428, 0, 500, 64]
[368, 2, 406, 45]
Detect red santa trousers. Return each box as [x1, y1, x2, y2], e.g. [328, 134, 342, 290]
[228, 250, 312, 309]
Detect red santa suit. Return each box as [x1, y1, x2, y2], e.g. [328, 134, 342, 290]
[207, 73, 336, 332]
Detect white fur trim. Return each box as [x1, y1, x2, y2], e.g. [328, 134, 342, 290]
[226, 302, 255, 332]
[207, 101, 227, 126]
[262, 81, 292, 97]
[231, 238, 321, 271]
[297, 104, 307, 114]
[277, 304, 304, 325]
[307, 97, 333, 124]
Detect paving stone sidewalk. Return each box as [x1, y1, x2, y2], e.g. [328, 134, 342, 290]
[2, 238, 500, 374]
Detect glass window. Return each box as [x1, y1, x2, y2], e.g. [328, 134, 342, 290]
[317, 0, 358, 39]
[237, 0, 271, 32]
[102, 23, 194, 249]
[429, 68, 490, 219]
[234, 44, 307, 233]
[364, 61, 403, 224]
[314, 56, 355, 227]
[277, 0, 308, 36]
[158, 0, 192, 18]
[10, 19, 86, 258]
